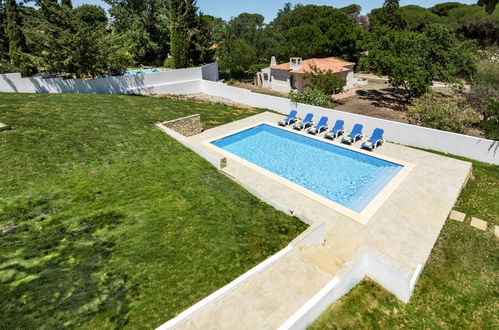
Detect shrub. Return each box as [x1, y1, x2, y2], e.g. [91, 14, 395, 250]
[466, 59, 499, 121]
[305, 65, 346, 95]
[289, 88, 335, 109]
[163, 56, 175, 68]
[481, 100, 499, 140]
[407, 92, 477, 134]
[0, 61, 17, 74]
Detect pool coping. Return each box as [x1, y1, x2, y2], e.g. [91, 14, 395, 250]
[202, 121, 415, 225]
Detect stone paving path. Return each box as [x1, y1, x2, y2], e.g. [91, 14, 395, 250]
[176, 249, 337, 329]
[449, 210, 496, 235]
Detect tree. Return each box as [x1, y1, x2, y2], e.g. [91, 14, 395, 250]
[169, 0, 198, 68]
[369, 0, 407, 31]
[217, 37, 257, 75]
[401, 5, 443, 31]
[6, 0, 30, 73]
[106, 0, 169, 65]
[277, 2, 292, 18]
[431, 2, 466, 16]
[274, 5, 360, 60]
[0, 0, 8, 60]
[61, 0, 72, 9]
[360, 25, 476, 99]
[478, 0, 498, 14]
[74, 4, 107, 25]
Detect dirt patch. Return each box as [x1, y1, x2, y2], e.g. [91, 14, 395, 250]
[229, 81, 289, 98]
[336, 87, 410, 123]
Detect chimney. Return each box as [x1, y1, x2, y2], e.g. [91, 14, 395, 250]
[270, 56, 277, 67]
[290, 57, 302, 70]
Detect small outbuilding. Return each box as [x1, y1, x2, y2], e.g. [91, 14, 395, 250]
[256, 56, 361, 93]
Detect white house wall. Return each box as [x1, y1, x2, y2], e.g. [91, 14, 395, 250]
[270, 70, 292, 93]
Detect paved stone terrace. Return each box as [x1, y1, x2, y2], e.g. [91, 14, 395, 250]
[169, 112, 472, 329]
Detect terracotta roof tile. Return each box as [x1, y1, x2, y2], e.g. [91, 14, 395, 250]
[270, 57, 355, 74]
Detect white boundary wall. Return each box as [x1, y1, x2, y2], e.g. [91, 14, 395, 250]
[0, 63, 218, 94]
[200, 80, 498, 165]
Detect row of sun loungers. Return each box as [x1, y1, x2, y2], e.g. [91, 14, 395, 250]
[278, 110, 385, 151]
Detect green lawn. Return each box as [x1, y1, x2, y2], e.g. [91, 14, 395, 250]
[311, 158, 499, 329]
[0, 93, 307, 328]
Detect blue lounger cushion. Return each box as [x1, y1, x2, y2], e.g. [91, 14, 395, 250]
[278, 110, 297, 126]
[307, 116, 328, 135]
[293, 113, 313, 130]
[361, 128, 384, 150]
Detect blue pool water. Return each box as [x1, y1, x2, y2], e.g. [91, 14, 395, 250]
[211, 124, 402, 213]
[123, 69, 165, 75]
[97, 69, 165, 78]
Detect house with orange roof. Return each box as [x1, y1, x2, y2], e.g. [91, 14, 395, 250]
[256, 56, 362, 93]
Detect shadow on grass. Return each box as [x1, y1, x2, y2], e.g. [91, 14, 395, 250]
[0, 192, 133, 328]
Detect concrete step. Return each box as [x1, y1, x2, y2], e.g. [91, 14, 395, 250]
[299, 245, 346, 276]
[175, 249, 333, 329]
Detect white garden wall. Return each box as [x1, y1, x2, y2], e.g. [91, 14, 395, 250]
[200, 80, 499, 165]
[0, 63, 218, 94]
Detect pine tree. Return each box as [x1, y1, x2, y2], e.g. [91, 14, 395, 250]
[369, 0, 407, 31]
[61, 0, 72, 9]
[0, 0, 9, 60]
[5, 0, 26, 66]
[169, 0, 198, 68]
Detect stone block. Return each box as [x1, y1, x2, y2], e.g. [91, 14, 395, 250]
[470, 217, 487, 231]
[449, 210, 465, 222]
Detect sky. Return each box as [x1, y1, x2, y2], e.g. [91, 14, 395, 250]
[72, 0, 479, 23]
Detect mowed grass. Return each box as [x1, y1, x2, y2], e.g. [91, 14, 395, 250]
[0, 93, 307, 328]
[311, 158, 499, 329]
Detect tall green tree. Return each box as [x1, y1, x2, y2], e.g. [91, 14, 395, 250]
[360, 25, 476, 98]
[6, 0, 26, 67]
[61, 0, 72, 9]
[106, 0, 169, 65]
[217, 37, 257, 75]
[0, 0, 8, 60]
[369, 0, 407, 31]
[478, 0, 498, 14]
[273, 5, 360, 60]
[169, 0, 198, 68]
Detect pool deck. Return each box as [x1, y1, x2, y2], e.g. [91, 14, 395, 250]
[167, 112, 472, 329]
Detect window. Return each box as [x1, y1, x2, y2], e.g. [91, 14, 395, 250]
[263, 73, 269, 81]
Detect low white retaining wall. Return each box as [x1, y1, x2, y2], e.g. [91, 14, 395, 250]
[0, 63, 218, 94]
[278, 245, 424, 330]
[201, 80, 499, 165]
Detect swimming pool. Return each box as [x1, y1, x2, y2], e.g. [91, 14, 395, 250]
[123, 69, 165, 75]
[97, 69, 165, 78]
[211, 124, 403, 213]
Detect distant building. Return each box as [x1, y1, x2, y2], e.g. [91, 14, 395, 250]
[256, 57, 362, 93]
